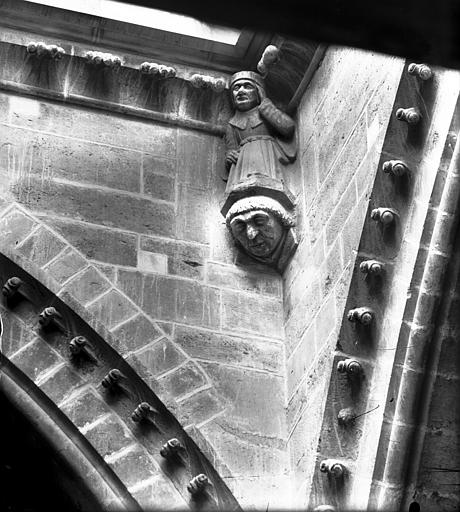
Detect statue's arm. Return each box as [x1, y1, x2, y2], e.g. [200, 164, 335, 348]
[258, 98, 295, 138]
[224, 125, 240, 170]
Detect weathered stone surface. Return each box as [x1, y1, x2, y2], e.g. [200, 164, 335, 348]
[319, 237, 343, 300]
[94, 263, 117, 281]
[0, 307, 36, 357]
[418, 429, 459, 488]
[0, 209, 37, 248]
[158, 361, 207, 399]
[209, 216, 239, 264]
[62, 266, 111, 305]
[142, 154, 175, 178]
[117, 270, 220, 327]
[85, 415, 133, 457]
[179, 387, 224, 426]
[307, 115, 367, 244]
[230, 474, 292, 511]
[12, 178, 175, 237]
[428, 374, 460, 429]
[176, 185, 212, 244]
[284, 277, 320, 355]
[289, 406, 324, 495]
[287, 322, 316, 398]
[142, 273, 221, 328]
[10, 338, 62, 382]
[140, 236, 208, 280]
[1, 96, 177, 155]
[201, 418, 288, 476]
[283, 237, 324, 318]
[115, 269, 144, 306]
[221, 290, 283, 339]
[45, 217, 138, 267]
[61, 390, 111, 429]
[44, 248, 87, 284]
[16, 226, 66, 267]
[87, 289, 137, 330]
[109, 446, 160, 488]
[325, 179, 358, 249]
[175, 279, 221, 328]
[111, 314, 162, 353]
[0, 126, 142, 192]
[143, 171, 175, 202]
[137, 249, 168, 274]
[200, 361, 286, 438]
[177, 130, 215, 189]
[174, 325, 283, 374]
[340, 197, 369, 268]
[132, 337, 186, 377]
[39, 364, 83, 405]
[130, 475, 187, 510]
[206, 261, 282, 296]
[314, 292, 337, 351]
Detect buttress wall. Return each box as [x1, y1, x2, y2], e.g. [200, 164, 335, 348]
[283, 47, 405, 506]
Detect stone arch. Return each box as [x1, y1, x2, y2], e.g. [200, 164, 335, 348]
[1, 354, 141, 511]
[0, 216, 241, 510]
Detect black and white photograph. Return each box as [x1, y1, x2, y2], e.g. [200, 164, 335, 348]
[0, 1, 459, 511]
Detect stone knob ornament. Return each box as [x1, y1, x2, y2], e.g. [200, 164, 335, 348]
[187, 474, 210, 495]
[27, 41, 65, 59]
[69, 335, 89, 355]
[160, 438, 186, 458]
[337, 407, 355, 426]
[38, 306, 62, 327]
[396, 107, 422, 124]
[320, 460, 346, 478]
[2, 276, 24, 299]
[408, 63, 433, 80]
[371, 207, 398, 225]
[337, 358, 363, 377]
[360, 260, 384, 275]
[347, 307, 374, 325]
[101, 369, 126, 389]
[382, 160, 410, 177]
[131, 402, 158, 423]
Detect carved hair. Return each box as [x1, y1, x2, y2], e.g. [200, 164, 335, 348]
[226, 196, 295, 228]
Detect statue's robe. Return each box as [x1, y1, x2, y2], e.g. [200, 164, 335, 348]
[224, 98, 296, 192]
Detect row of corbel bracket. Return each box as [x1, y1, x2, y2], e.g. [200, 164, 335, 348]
[25, 41, 229, 92]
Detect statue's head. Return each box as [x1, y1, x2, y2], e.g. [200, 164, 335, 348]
[226, 196, 294, 259]
[230, 71, 265, 112]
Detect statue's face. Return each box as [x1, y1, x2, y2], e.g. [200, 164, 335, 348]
[231, 80, 259, 111]
[230, 210, 283, 258]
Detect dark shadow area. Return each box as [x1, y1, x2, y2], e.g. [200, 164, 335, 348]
[0, 390, 81, 512]
[116, 0, 460, 70]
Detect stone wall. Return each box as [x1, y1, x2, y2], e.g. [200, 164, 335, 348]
[282, 47, 405, 506]
[0, 83, 287, 508]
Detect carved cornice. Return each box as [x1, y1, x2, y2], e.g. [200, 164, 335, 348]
[0, 0, 272, 73]
[0, 36, 231, 135]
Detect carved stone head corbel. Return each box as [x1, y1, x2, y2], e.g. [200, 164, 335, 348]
[225, 196, 298, 272]
[221, 70, 298, 272]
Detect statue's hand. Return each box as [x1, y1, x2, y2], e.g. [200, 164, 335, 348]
[225, 149, 240, 167]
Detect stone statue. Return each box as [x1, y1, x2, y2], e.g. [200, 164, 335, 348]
[226, 196, 297, 272]
[222, 71, 297, 214]
[221, 70, 298, 272]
